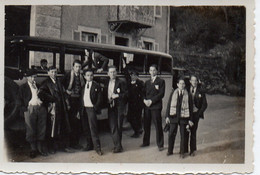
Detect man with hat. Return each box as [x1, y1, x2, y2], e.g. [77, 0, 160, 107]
[126, 70, 144, 138]
[19, 69, 47, 158]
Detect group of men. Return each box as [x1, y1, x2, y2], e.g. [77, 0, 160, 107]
[19, 55, 207, 159]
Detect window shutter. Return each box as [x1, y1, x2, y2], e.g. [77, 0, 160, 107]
[154, 6, 162, 18]
[154, 42, 159, 51]
[73, 30, 81, 41]
[101, 34, 108, 44]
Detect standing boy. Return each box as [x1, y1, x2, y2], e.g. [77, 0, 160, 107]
[141, 64, 165, 151]
[19, 69, 47, 158]
[80, 69, 103, 155]
[62, 60, 85, 149]
[127, 71, 144, 138]
[165, 78, 193, 158]
[188, 75, 207, 156]
[104, 65, 128, 153]
[38, 66, 72, 154]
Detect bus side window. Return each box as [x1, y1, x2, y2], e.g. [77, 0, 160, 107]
[123, 54, 145, 74]
[160, 57, 172, 74]
[146, 55, 160, 74]
[29, 51, 60, 72]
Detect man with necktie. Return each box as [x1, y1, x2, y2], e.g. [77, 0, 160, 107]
[80, 68, 103, 155]
[188, 75, 208, 156]
[38, 66, 73, 154]
[62, 60, 85, 149]
[19, 69, 47, 158]
[141, 64, 165, 151]
[165, 77, 193, 158]
[104, 65, 128, 153]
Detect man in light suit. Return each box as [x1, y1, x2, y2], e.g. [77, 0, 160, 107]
[188, 75, 208, 156]
[19, 69, 47, 158]
[80, 68, 103, 155]
[141, 64, 165, 151]
[104, 65, 128, 153]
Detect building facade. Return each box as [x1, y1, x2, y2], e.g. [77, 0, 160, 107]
[6, 5, 170, 70]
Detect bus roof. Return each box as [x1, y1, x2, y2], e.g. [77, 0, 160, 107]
[6, 36, 172, 59]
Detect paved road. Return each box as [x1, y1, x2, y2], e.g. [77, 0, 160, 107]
[5, 94, 245, 163]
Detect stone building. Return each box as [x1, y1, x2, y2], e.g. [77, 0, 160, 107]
[5, 5, 170, 70]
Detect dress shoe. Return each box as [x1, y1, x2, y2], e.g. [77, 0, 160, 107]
[190, 151, 196, 157]
[96, 149, 103, 156]
[113, 148, 123, 153]
[140, 144, 149, 147]
[131, 133, 140, 138]
[167, 152, 173, 156]
[158, 147, 164, 151]
[83, 146, 94, 152]
[38, 150, 48, 156]
[180, 154, 185, 159]
[48, 148, 56, 154]
[29, 150, 37, 158]
[63, 147, 75, 153]
[71, 145, 82, 150]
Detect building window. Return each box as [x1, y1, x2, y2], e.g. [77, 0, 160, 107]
[143, 41, 153, 50]
[154, 6, 162, 18]
[101, 34, 108, 44]
[115, 36, 129, 46]
[82, 32, 97, 43]
[73, 26, 101, 43]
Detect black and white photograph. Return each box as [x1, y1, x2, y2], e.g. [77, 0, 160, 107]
[2, 2, 254, 174]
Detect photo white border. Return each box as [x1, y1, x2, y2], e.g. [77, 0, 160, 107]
[0, 0, 255, 174]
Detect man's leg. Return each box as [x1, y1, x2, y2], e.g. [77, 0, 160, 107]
[24, 106, 37, 158]
[151, 109, 164, 149]
[81, 107, 94, 150]
[36, 105, 47, 155]
[108, 107, 121, 151]
[168, 123, 178, 155]
[68, 97, 82, 148]
[117, 106, 125, 144]
[86, 108, 101, 151]
[190, 116, 199, 155]
[142, 109, 151, 146]
[179, 123, 188, 158]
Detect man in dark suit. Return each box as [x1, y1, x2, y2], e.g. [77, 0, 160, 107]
[19, 69, 47, 158]
[38, 66, 73, 154]
[62, 60, 85, 149]
[141, 64, 165, 151]
[80, 68, 103, 155]
[82, 50, 109, 73]
[126, 70, 144, 138]
[188, 75, 208, 156]
[104, 65, 128, 153]
[165, 78, 193, 158]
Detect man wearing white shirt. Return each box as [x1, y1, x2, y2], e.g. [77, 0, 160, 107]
[19, 69, 47, 158]
[80, 69, 103, 155]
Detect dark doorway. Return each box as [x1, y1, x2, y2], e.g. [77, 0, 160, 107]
[5, 6, 31, 37]
[115, 36, 129, 46]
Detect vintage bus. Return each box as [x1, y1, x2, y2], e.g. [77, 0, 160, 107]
[5, 36, 179, 132]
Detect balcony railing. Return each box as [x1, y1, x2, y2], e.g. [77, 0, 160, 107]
[108, 6, 155, 28]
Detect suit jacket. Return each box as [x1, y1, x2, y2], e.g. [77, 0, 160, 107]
[144, 76, 165, 110]
[38, 77, 71, 135]
[165, 89, 193, 124]
[62, 71, 84, 92]
[103, 77, 128, 108]
[80, 81, 102, 114]
[82, 52, 109, 70]
[128, 79, 144, 108]
[188, 86, 208, 119]
[19, 82, 41, 113]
